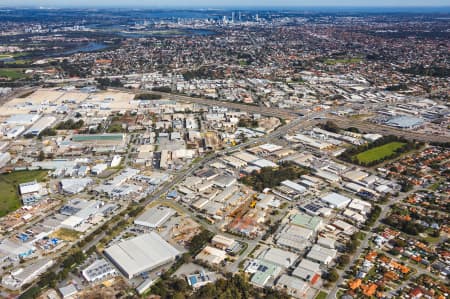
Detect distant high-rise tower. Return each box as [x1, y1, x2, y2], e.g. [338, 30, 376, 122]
[232, 12, 235, 23]
[239, 11, 242, 22]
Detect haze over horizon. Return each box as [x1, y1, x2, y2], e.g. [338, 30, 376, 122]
[0, 0, 449, 8]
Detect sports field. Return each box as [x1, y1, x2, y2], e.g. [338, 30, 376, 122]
[355, 142, 406, 164]
[0, 68, 26, 80]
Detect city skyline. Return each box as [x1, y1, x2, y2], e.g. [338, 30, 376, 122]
[1, 0, 449, 8]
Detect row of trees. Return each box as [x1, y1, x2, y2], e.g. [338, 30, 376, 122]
[240, 162, 309, 192]
[96, 77, 123, 89]
[135, 93, 162, 100]
[237, 118, 258, 128]
[55, 119, 84, 130]
[151, 273, 291, 299]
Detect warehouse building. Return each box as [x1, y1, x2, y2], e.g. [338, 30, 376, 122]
[275, 275, 309, 298]
[211, 235, 236, 250]
[0, 152, 11, 168]
[306, 244, 337, 265]
[5, 114, 40, 125]
[320, 192, 351, 209]
[276, 225, 312, 252]
[259, 247, 299, 268]
[134, 206, 176, 228]
[82, 259, 117, 282]
[292, 259, 321, 285]
[104, 232, 180, 279]
[281, 180, 307, 194]
[2, 259, 53, 290]
[23, 116, 56, 136]
[246, 259, 281, 287]
[290, 213, 323, 232]
[196, 246, 227, 265]
[386, 116, 424, 129]
[71, 133, 125, 146]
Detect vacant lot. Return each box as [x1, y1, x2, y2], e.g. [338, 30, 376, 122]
[355, 142, 406, 164]
[51, 228, 81, 241]
[0, 170, 48, 217]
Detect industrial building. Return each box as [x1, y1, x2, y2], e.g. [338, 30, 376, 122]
[23, 116, 56, 136]
[104, 232, 180, 279]
[306, 244, 337, 265]
[5, 114, 40, 125]
[211, 234, 236, 250]
[82, 259, 117, 282]
[386, 116, 424, 129]
[290, 213, 323, 232]
[196, 246, 227, 265]
[275, 274, 310, 298]
[258, 247, 299, 268]
[71, 133, 125, 146]
[292, 259, 321, 284]
[134, 206, 176, 228]
[246, 259, 281, 287]
[1, 259, 53, 290]
[0, 152, 11, 168]
[320, 192, 352, 209]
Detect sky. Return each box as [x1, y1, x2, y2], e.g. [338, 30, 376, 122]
[0, 0, 449, 8]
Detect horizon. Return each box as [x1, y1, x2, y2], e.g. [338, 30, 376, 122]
[1, 1, 450, 10]
[0, 5, 449, 12]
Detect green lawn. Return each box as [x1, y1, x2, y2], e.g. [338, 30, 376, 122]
[6, 59, 31, 65]
[0, 54, 13, 59]
[355, 142, 406, 164]
[315, 291, 328, 299]
[0, 68, 27, 80]
[325, 57, 362, 65]
[0, 170, 48, 217]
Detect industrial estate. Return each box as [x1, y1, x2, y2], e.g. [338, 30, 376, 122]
[0, 6, 448, 299]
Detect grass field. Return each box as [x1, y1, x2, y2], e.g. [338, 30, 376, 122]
[315, 291, 328, 299]
[0, 170, 48, 217]
[0, 54, 13, 59]
[325, 57, 362, 65]
[355, 142, 406, 164]
[6, 59, 31, 65]
[0, 68, 26, 80]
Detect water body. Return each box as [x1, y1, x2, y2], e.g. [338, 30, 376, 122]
[61, 42, 109, 56]
[0, 57, 15, 63]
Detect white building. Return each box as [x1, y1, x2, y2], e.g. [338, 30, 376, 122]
[134, 206, 176, 228]
[306, 244, 337, 265]
[104, 232, 180, 279]
[110, 155, 122, 167]
[82, 259, 117, 282]
[0, 152, 11, 168]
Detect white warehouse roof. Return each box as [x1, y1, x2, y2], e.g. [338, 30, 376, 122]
[134, 206, 176, 228]
[104, 232, 180, 279]
[281, 180, 306, 193]
[320, 192, 351, 209]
